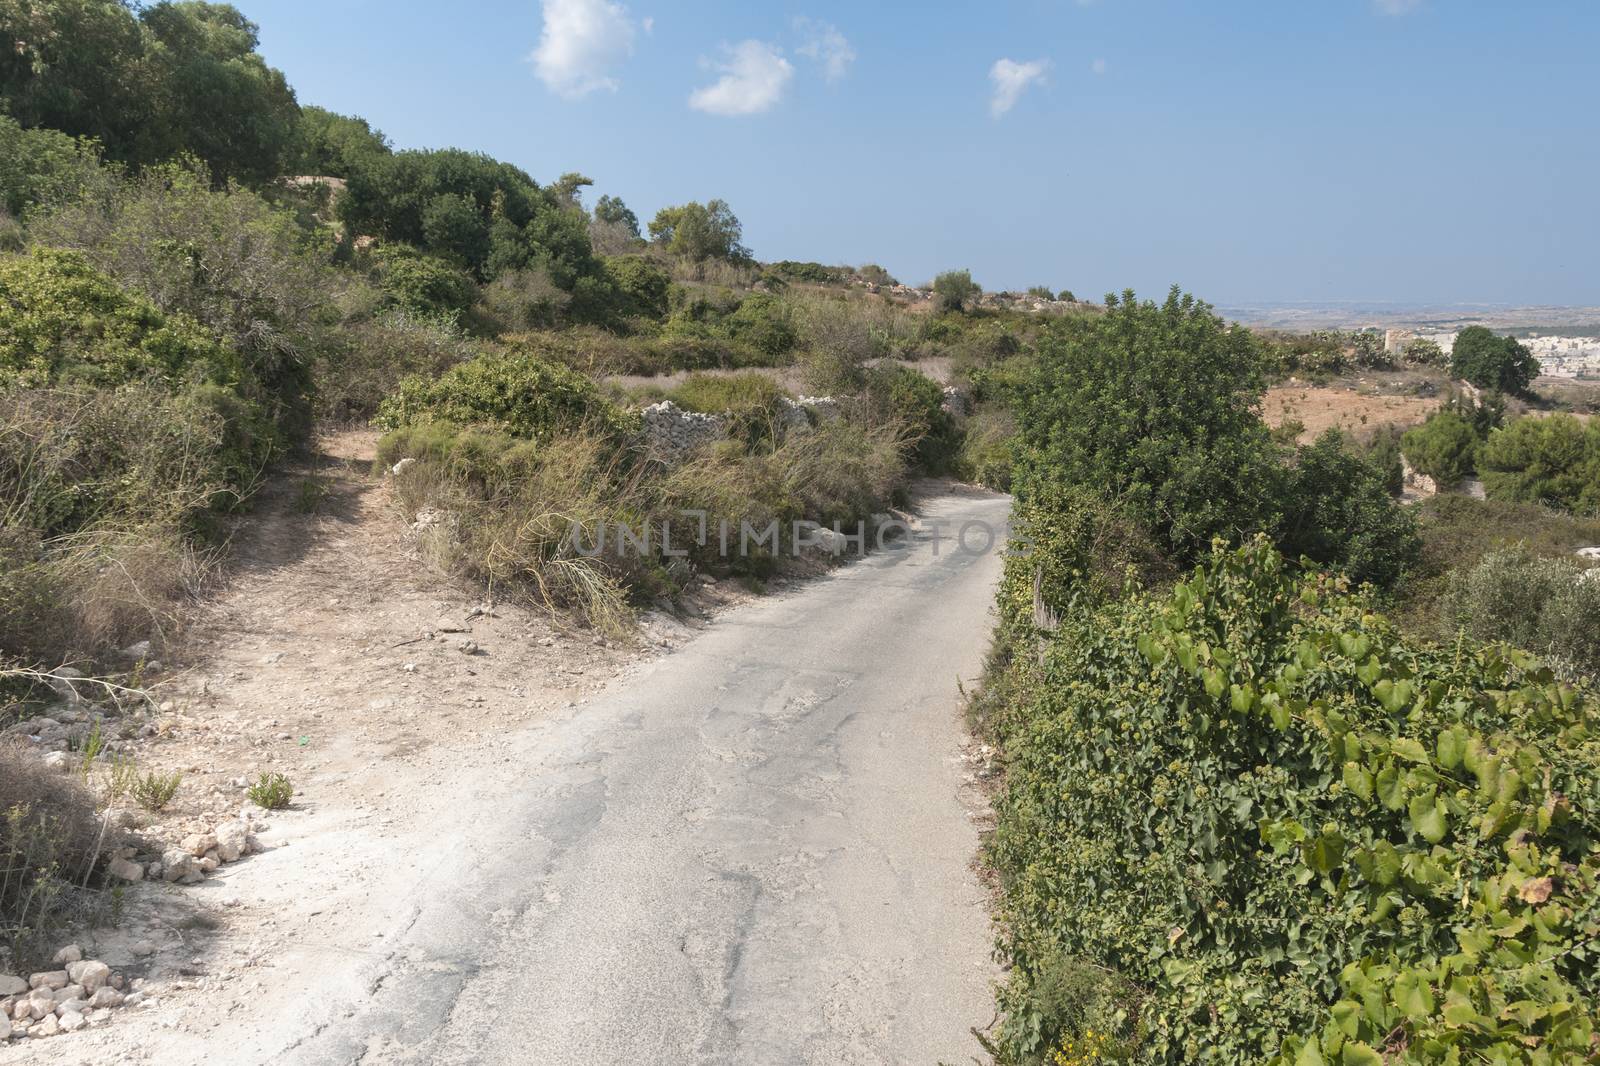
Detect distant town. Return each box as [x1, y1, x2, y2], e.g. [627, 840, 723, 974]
[1381, 329, 1600, 379]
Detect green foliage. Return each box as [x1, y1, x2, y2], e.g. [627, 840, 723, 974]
[602, 254, 670, 319]
[956, 402, 1017, 491]
[863, 365, 959, 473]
[1441, 546, 1600, 682]
[33, 161, 332, 435]
[990, 537, 1600, 1065]
[0, 247, 239, 390]
[592, 193, 639, 238]
[1277, 430, 1420, 589]
[768, 260, 846, 285]
[858, 263, 896, 286]
[1401, 411, 1480, 488]
[374, 350, 634, 442]
[723, 291, 799, 357]
[1478, 413, 1600, 513]
[131, 769, 182, 811]
[1402, 337, 1446, 366]
[371, 244, 477, 322]
[0, 0, 298, 185]
[0, 113, 102, 218]
[1450, 327, 1539, 394]
[1012, 287, 1278, 563]
[647, 199, 749, 261]
[247, 771, 293, 809]
[284, 105, 390, 179]
[932, 268, 980, 312]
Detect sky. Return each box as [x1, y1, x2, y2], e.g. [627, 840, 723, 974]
[250, 0, 1600, 306]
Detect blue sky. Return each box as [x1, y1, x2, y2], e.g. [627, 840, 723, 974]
[251, 1, 1599, 306]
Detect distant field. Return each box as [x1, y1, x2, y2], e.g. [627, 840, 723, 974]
[1262, 384, 1438, 442]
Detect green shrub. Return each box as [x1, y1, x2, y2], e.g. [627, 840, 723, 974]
[374, 351, 635, 442]
[956, 403, 1016, 490]
[1441, 545, 1600, 681]
[1401, 411, 1479, 487]
[1478, 413, 1600, 512]
[1276, 430, 1420, 589]
[247, 772, 293, 810]
[0, 248, 239, 391]
[132, 769, 182, 812]
[1450, 326, 1539, 393]
[0, 114, 103, 219]
[724, 292, 799, 357]
[862, 365, 959, 473]
[989, 537, 1600, 1065]
[1012, 288, 1279, 564]
[315, 309, 478, 423]
[371, 244, 477, 321]
[603, 254, 671, 319]
[932, 269, 980, 312]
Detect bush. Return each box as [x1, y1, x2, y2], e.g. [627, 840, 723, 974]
[371, 245, 477, 322]
[862, 365, 959, 473]
[956, 403, 1016, 490]
[723, 292, 799, 357]
[797, 296, 886, 392]
[603, 254, 671, 320]
[248, 772, 293, 810]
[1401, 411, 1479, 488]
[0, 742, 108, 965]
[1450, 326, 1539, 393]
[1012, 288, 1279, 564]
[988, 537, 1600, 1065]
[315, 309, 478, 423]
[1276, 430, 1420, 589]
[0, 114, 103, 219]
[1441, 546, 1600, 681]
[667, 371, 792, 447]
[0, 248, 240, 391]
[1477, 413, 1600, 512]
[374, 351, 635, 443]
[932, 269, 980, 313]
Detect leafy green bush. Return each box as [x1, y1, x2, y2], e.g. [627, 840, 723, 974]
[248, 772, 294, 810]
[603, 254, 671, 319]
[1450, 327, 1539, 394]
[1276, 430, 1420, 589]
[724, 292, 799, 357]
[1401, 411, 1480, 488]
[315, 309, 478, 423]
[374, 351, 635, 442]
[956, 403, 1016, 490]
[1012, 288, 1279, 564]
[989, 537, 1600, 1065]
[862, 365, 959, 473]
[371, 244, 477, 322]
[1441, 546, 1600, 681]
[0, 114, 102, 219]
[0, 248, 239, 390]
[1478, 413, 1600, 512]
[932, 269, 980, 312]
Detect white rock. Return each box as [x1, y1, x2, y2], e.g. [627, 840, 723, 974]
[0, 977, 24, 997]
[54, 998, 88, 1017]
[27, 972, 67, 992]
[40, 751, 71, 771]
[122, 640, 153, 661]
[30, 1013, 59, 1037]
[161, 850, 200, 883]
[56, 1009, 85, 1032]
[122, 992, 144, 1008]
[68, 961, 110, 995]
[25, 991, 54, 1019]
[51, 946, 82, 966]
[50, 984, 83, 1005]
[214, 821, 248, 862]
[181, 832, 217, 858]
[129, 941, 156, 958]
[87, 988, 122, 1009]
[107, 856, 144, 882]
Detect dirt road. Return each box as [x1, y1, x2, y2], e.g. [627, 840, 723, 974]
[8, 452, 1008, 1065]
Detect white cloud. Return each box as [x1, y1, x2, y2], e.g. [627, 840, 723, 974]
[989, 57, 1049, 118]
[794, 17, 855, 82]
[1091, 57, 1107, 75]
[1372, 0, 1423, 13]
[530, 0, 639, 99]
[689, 41, 794, 116]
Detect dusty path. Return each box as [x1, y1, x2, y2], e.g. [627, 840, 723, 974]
[5, 435, 1008, 1065]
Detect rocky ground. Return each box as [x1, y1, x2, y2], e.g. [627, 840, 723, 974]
[0, 430, 747, 1059]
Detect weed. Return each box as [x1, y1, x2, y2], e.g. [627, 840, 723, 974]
[293, 476, 330, 514]
[247, 772, 294, 810]
[132, 770, 182, 812]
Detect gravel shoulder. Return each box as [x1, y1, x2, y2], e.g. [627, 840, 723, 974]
[2, 435, 1008, 1065]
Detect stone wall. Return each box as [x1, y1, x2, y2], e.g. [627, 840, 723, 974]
[641, 396, 841, 463]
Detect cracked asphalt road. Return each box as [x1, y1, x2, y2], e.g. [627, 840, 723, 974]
[63, 486, 1008, 1066]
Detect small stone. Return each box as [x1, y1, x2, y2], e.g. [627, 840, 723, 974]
[50, 985, 83, 1005]
[51, 946, 82, 966]
[0, 977, 24, 997]
[181, 832, 217, 858]
[26, 991, 54, 1019]
[30, 1013, 60, 1037]
[214, 821, 248, 862]
[122, 992, 145, 1008]
[40, 751, 71, 771]
[198, 854, 219, 873]
[56, 1009, 85, 1032]
[129, 941, 156, 958]
[88, 988, 123, 1010]
[53, 998, 88, 1017]
[68, 961, 110, 995]
[107, 857, 144, 882]
[28, 972, 67, 992]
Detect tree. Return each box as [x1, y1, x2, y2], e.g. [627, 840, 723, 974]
[1477, 413, 1600, 512]
[1275, 429, 1420, 588]
[932, 269, 980, 313]
[0, 0, 299, 185]
[1026, 285, 1054, 300]
[1450, 325, 1539, 393]
[593, 194, 639, 237]
[0, 114, 102, 217]
[647, 199, 749, 261]
[1401, 410, 1480, 487]
[550, 171, 593, 211]
[284, 106, 390, 179]
[1012, 287, 1280, 562]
